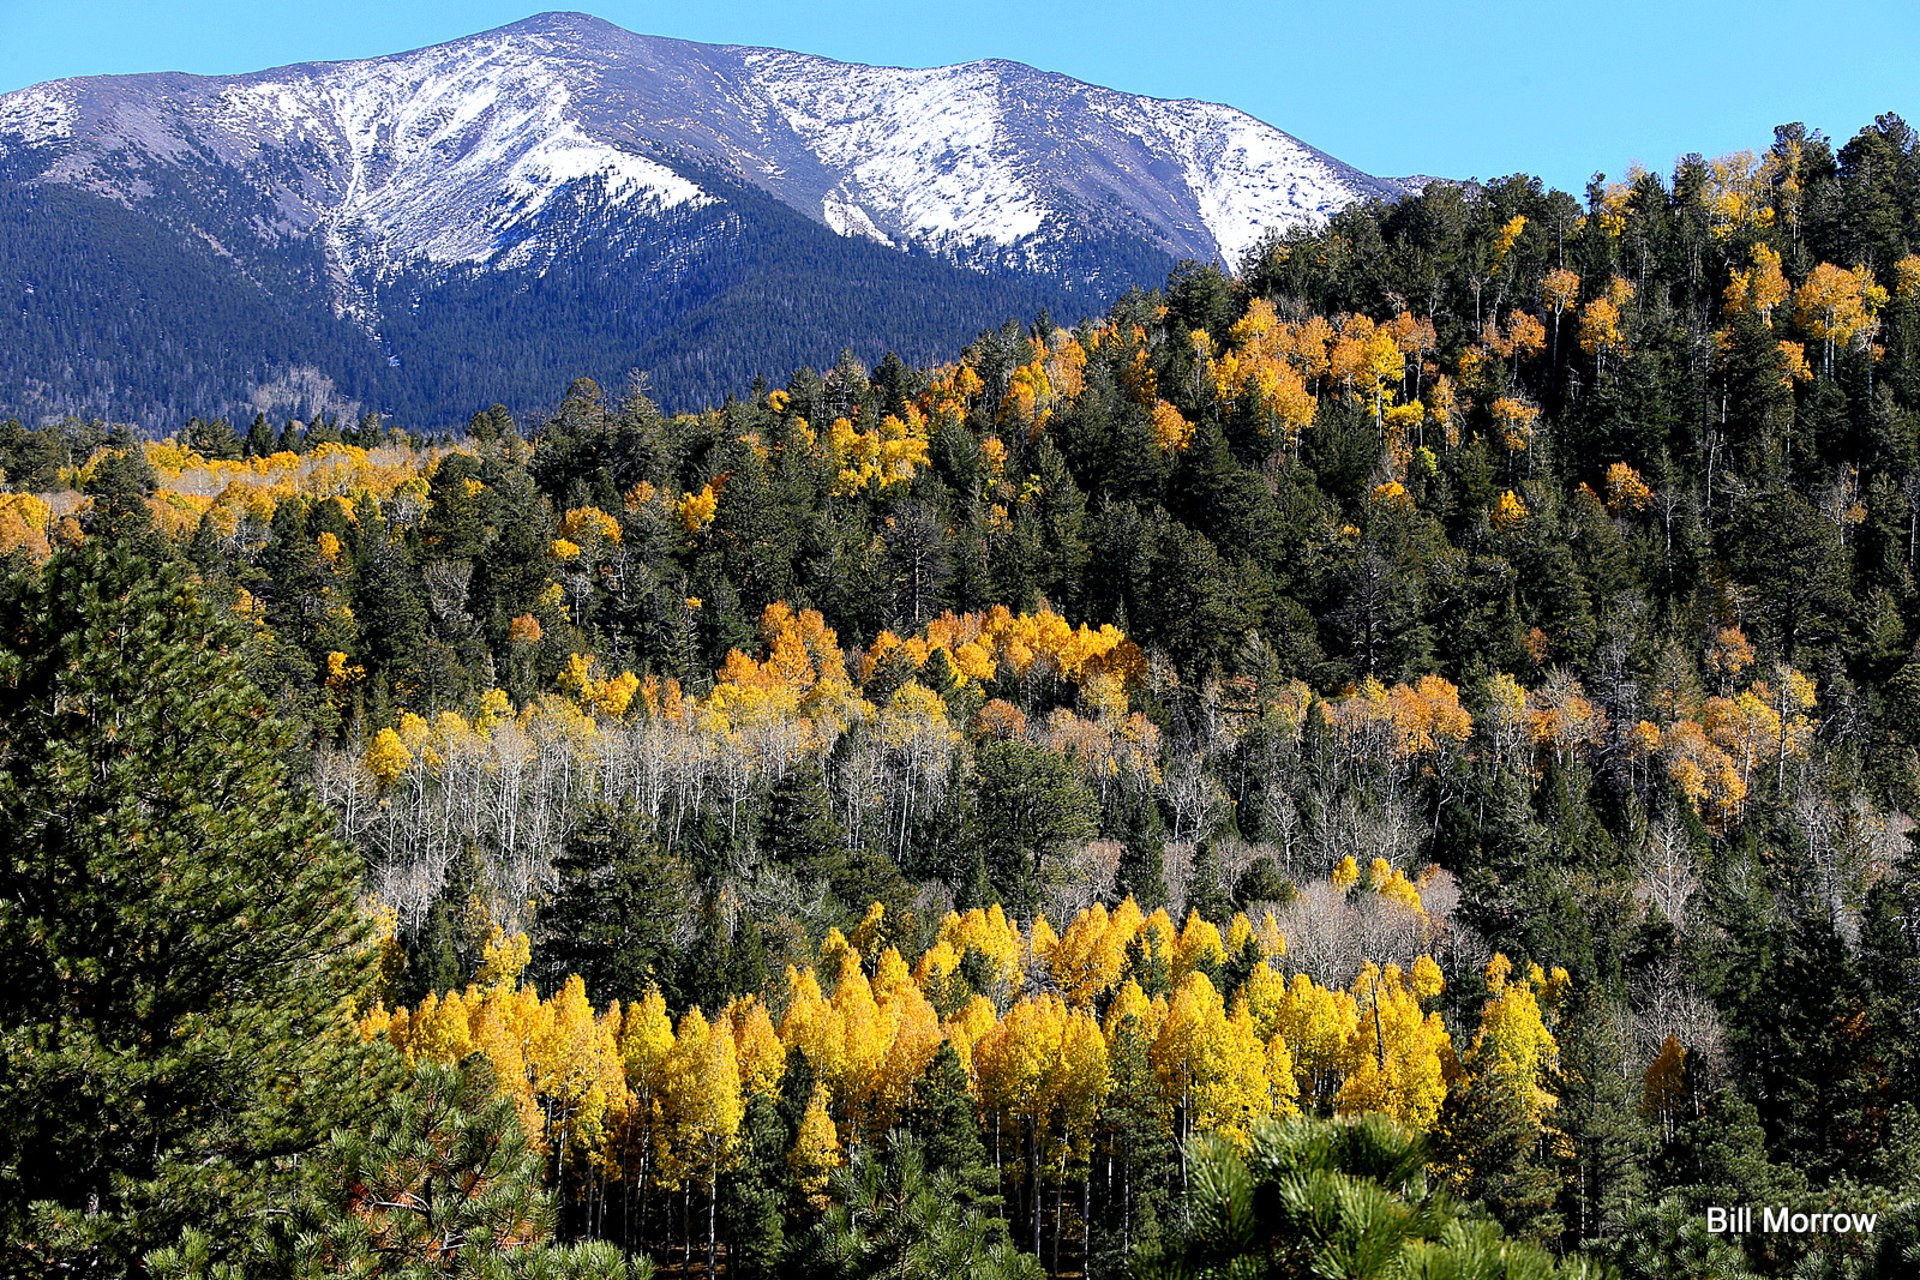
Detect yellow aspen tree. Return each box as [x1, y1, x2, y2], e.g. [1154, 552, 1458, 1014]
[1336, 962, 1451, 1132]
[1724, 243, 1790, 323]
[1172, 911, 1226, 984]
[364, 726, 412, 787]
[1267, 974, 1360, 1110]
[789, 1084, 842, 1209]
[1459, 954, 1562, 1130]
[661, 1008, 744, 1272]
[1050, 902, 1126, 1006]
[727, 997, 786, 1099]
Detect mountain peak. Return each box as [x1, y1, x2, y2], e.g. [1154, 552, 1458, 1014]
[0, 16, 1410, 423]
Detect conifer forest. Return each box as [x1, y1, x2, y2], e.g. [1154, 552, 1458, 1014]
[10, 113, 1920, 1279]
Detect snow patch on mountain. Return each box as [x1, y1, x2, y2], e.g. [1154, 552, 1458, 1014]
[748, 51, 1048, 251]
[1135, 99, 1364, 269]
[0, 85, 78, 149]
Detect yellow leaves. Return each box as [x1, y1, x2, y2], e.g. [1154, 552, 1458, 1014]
[1331, 855, 1360, 891]
[316, 530, 342, 565]
[373, 896, 1536, 1194]
[677, 482, 719, 531]
[1492, 215, 1528, 264]
[1369, 480, 1411, 510]
[1049, 900, 1143, 1007]
[1365, 858, 1425, 915]
[1578, 292, 1627, 358]
[1724, 243, 1790, 323]
[1151, 973, 1279, 1145]
[1322, 674, 1473, 769]
[1896, 254, 1920, 303]
[560, 504, 622, 547]
[1605, 461, 1654, 515]
[1542, 267, 1581, 316]
[659, 1007, 745, 1187]
[1593, 177, 1634, 238]
[1527, 671, 1605, 760]
[550, 537, 582, 562]
[1660, 718, 1747, 820]
[364, 727, 412, 787]
[1491, 489, 1529, 531]
[1489, 397, 1540, 453]
[727, 997, 786, 1099]
[1266, 973, 1359, 1109]
[1335, 962, 1451, 1133]
[325, 650, 365, 690]
[1460, 953, 1560, 1129]
[1149, 400, 1195, 452]
[1707, 625, 1755, 685]
[826, 409, 932, 493]
[789, 1085, 841, 1206]
[1778, 339, 1814, 384]
[976, 993, 1110, 1159]
[477, 924, 531, 990]
[1172, 911, 1226, 985]
[1505, 310, 1547, 361]
[1794, 261, 1887, 369]
[0, 492, 53, 560]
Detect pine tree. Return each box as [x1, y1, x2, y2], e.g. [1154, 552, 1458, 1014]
[153, 1054, 635, 1279]
[1139, 1114, 1595, 1279]
[1185, 838, 1230, 922]
[796, 1135, 1043, 1280]
[0, 543, 382, 1273]
[1114, 781, 1168, 911]
[536, 803, 697, 1002]
[903, 1043, 995, 1198]
[721, 1093, 792, 1279]
[1089, 1015, 1174, 1278]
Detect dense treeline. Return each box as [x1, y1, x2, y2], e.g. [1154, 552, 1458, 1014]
[7, 113, 1920, 1277]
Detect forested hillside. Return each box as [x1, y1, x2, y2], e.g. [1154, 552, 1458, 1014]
[7, 113, 1920, 1279]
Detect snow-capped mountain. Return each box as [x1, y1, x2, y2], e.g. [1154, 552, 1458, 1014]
[0, 12, 1411, 423]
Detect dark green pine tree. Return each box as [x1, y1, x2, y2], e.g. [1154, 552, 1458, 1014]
[0, 541, 384, 1275]
[763, 759, 850, 886]
[533, 803, 697, 1004]
[1185, 837, 1230, 923]
[1552, 999, 1654, 1247]
[795, 1135, 1042, 1280]
[1433, 1054, 1564, 1245]
[1113, 780, 1168, 911]
[721, 1093, 793, 1279]
[1088, 1015, 1175, 1279]
[970, 738, 1098, 913]
[903, 1043, 997, 1201]
[151, 1054, 633, 1279]
[1138, 1114, 1592, 1280]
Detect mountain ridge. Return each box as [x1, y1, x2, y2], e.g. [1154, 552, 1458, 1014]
[0, 12, 1411, 424]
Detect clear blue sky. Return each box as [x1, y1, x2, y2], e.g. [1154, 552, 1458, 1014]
[1, 0, 1913, 191]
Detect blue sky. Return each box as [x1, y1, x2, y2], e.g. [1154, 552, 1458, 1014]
[1, 0, 1913, 191]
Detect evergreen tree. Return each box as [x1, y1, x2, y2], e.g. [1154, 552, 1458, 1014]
[152, 1054, 634, 1279]
[0, 544, 381, 1274]
[795, 1135, 1042, 1280]
[534, 804, 697, 1002]
[1114, 781, 1168, 911]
